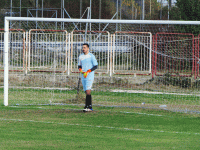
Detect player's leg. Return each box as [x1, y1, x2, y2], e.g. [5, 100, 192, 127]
[82, 79, 88, 109]
[84, 79, 94, 111]
[85, 90, 92, 109]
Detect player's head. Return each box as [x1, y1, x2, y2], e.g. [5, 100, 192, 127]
[82, 43, 89, 54]
[83, 43, 89, 48]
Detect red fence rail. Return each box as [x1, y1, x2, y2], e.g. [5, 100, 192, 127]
[197, 35, 200, 78]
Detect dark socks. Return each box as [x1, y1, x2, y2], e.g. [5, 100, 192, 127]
[85, 95, 92, 108]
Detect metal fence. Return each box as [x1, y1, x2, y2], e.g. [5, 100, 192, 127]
[28, 29, 68, 73]
[0, 31, 4, 69]
[0, 29, 25, 72]
[155, 33, 195, 77]
[1, 29, 200, 78]
[112, 31, 152, 75]
[197, 35, 200, 78]
[10, 31, 25, 71]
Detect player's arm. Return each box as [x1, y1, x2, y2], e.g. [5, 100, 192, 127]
[78, 65, 84, 74]
[88, 65, 98, 72]
[83, 55, 98, 78]
[78, 57, 84, 74]
[78, 65, 82, 69]
[86, 64, 98, 73]
[83, 66, 98, 78]
[84, 55, 98, 73]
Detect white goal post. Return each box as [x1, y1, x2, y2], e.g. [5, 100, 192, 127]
[4, 17, 200, 108]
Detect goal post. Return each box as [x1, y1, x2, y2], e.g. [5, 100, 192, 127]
[4, 18, 9, 106]
[3, 17, 200, 113]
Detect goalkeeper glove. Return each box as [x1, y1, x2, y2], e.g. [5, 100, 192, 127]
[79, 68, 84, 74]
[83, 69, 91, 78]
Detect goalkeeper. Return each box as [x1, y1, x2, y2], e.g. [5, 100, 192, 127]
[78, 43, 98, 111]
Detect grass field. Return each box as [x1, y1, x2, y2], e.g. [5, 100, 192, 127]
[0, 88, 200, 113]
[0, 105, 200, 150]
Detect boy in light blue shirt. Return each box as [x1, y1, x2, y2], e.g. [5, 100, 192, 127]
[78, 43, 98, 111]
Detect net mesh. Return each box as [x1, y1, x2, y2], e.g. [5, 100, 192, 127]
[2, 19, 200, 113]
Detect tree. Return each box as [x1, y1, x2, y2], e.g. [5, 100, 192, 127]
[121, 0, 141, 19]
[173, 0, 200, 35]
[120, 0, 161, 20]
[144, 0, 160, 20]
[176, 0, 200, 21]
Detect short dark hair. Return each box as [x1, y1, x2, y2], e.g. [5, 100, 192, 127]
[83, 43, 89, 48]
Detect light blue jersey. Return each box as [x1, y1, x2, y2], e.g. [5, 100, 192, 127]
[78, 52, 98, 91]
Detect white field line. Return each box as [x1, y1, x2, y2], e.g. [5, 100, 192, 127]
[9, 106, 164, 117]
[0, 86, 72, 90]
[1, 86, 200, 96]
[119, 111, 163, 116]
[111, 89, 200, 96]
[0, 118, 199, 135]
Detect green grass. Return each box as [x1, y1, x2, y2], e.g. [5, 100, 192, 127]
[0, 88, 199, 113]
[0, 105, 199, 149]
[0, 88, 199, 106]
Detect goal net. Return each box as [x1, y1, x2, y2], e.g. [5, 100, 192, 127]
[2, 17, 200, 113]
